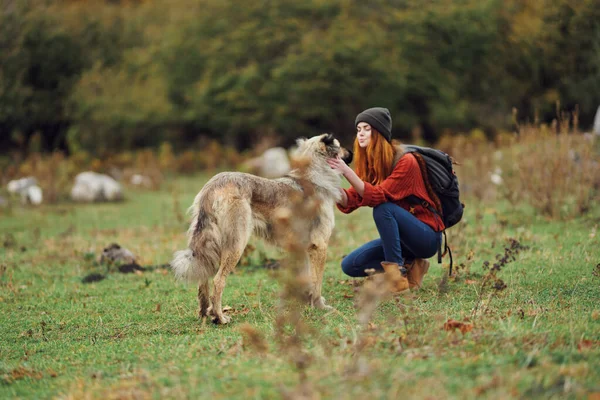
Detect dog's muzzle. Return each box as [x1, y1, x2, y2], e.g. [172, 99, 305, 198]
[340, 148, 353, 165]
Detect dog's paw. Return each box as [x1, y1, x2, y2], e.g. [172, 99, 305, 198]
[312, 296, 333, 310]
[212, 313, 231, 325]
[199, 305, 213, 319]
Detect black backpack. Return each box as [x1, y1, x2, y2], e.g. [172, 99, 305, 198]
[402, 145, 465, 275]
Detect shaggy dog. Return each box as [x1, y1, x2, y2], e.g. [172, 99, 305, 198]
[171, 134, 352, 324]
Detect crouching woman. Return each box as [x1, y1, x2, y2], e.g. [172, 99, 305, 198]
[327, 107, 444, 293]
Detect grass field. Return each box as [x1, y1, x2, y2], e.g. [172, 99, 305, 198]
[1, 174, 599, 399]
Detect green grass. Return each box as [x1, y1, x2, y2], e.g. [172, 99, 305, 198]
[1, 175, 599, 399]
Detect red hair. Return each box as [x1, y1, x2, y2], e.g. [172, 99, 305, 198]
[353, 129, 397, 185]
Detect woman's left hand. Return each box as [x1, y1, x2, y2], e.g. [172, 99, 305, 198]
[326, 156, 351, 176]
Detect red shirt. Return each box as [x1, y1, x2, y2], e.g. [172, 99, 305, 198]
[337, 153, 445, 232]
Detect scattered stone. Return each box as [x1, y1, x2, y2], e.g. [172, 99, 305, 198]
[7, 177, 37, 194]
[20, 185, 43, 205]
[490, 167, 503, 185]
[6, 177, 43, 205]
[100, 243, 137, 265]
[71, 172, 124, 202]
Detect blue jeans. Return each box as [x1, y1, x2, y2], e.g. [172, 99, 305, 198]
[341, 202, 442, 277]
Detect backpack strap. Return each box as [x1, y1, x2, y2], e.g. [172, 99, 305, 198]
[442, 230, 453, 277]
[411, 152, 443, 214]
[406, 195, 445, 230]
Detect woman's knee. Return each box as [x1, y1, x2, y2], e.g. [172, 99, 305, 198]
[340, 256, 354, 276]
[341, 256, 361, 277]
[372, 202, 395, 220]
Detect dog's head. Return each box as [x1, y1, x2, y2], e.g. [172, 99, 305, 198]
[295, 133, 353, 165]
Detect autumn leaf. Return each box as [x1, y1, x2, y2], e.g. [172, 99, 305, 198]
[443, 319, 473, 334]
[577, 339, 598, 351]
[222, 306, 250, 316]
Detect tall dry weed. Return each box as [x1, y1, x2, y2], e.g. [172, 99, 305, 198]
[499, 119, 599, 218]
[14, 152, 75, 203]
[1, 142, 250, 202]
[270, 155, 321, 397]
[437, 129, 500, 203]
[437, 110, 599, 219]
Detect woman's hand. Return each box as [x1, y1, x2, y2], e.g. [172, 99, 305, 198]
[327, 156, 365, 197]
[326, 156, 352, 176]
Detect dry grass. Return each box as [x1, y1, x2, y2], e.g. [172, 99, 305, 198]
[0, 142, 248, 203]
[438, 111, 600, 219]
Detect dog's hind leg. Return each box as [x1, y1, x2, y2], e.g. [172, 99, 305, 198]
[308, 242, 332, 310]
[197, 280, 211, 319]
[211, 200, 252, 325]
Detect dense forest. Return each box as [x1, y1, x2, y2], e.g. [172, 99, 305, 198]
[1, 0, 599, 154]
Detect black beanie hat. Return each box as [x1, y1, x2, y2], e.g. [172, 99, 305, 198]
[355, 107, 392, 143]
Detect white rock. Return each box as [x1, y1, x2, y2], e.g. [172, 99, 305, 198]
[100, 243, 136, 265]
[490, 173, 503, 186]
[71, 172, 124, 202]
[21, 185, 43, 205]
[7, 177, 37, 194]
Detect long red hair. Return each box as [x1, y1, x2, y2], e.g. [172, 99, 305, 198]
[353, 129, 397, 185]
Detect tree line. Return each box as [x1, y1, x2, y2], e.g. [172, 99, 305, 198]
[1, 0, 598, 154]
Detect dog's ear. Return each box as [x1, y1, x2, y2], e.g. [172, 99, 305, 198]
[321, 133, 335, 146]
[296, 137, 307, 147]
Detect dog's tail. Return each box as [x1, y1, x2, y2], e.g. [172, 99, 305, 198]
[171, 191, 221, 283]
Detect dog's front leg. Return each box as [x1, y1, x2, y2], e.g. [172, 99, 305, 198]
[307, 243, 332, 310]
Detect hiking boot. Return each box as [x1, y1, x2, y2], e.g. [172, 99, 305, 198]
[380, 261, 410, 294]
[406, 259, 430, 290]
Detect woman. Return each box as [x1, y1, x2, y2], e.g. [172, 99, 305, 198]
[327, 107, 444, 293]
